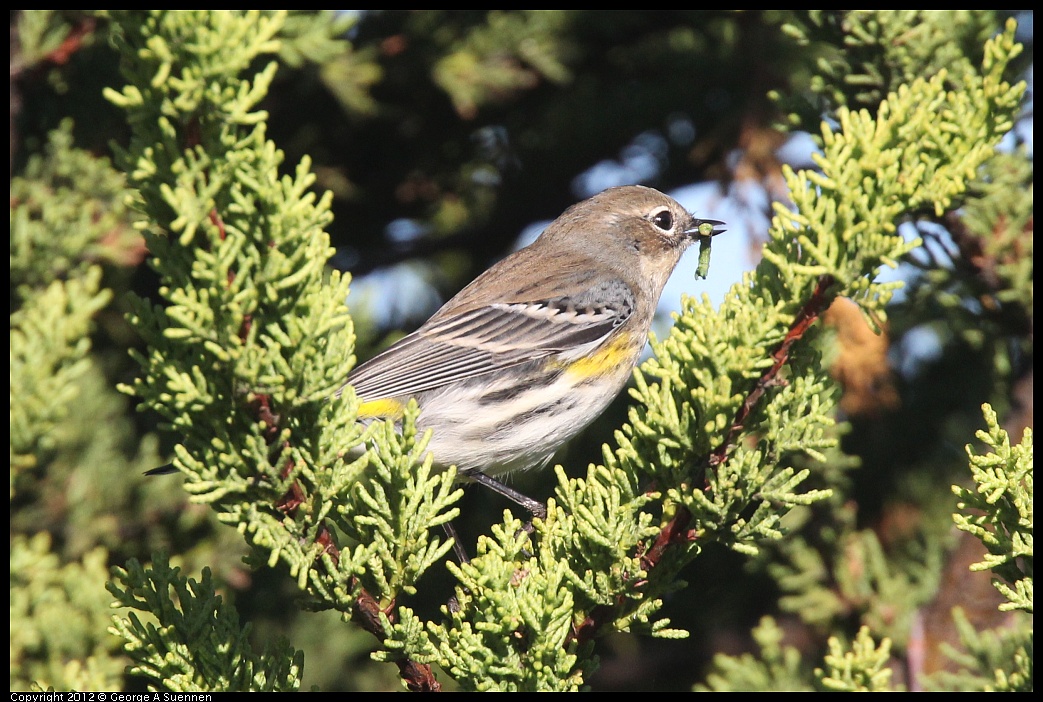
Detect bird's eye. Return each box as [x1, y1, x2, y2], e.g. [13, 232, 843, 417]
[650, 207, 673, 232]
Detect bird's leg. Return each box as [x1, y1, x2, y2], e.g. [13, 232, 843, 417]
[442, 472, 545, 613]
[465, 470, 547, 521]
[442, 520, 470, 565]
[440, 521, 469, 614]
[465, 471, 546, 561]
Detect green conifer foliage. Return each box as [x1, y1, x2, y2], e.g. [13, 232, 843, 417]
[10, 11, 1031, 692]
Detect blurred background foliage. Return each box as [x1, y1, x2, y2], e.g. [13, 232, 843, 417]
[10, 10, 1032, 691]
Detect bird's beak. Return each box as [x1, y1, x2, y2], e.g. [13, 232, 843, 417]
[686, 218, 727, 239]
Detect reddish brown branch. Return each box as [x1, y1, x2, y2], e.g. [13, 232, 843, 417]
[46, 18, 97, 66]
[352, 577, 440, 691]
[395, 658, 443, 693]
[122, 34, 440, 692]
[226, 285, 439, 691]
[209, 208, 227, 241]
[708, 274, 836, 469]
[250, 393, 440, 689]
[571, 506, 693, 645]
[569, 274, 837, 649]
[639, 506, 694, 573]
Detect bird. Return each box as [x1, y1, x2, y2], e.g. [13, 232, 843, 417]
[342, 185, 724, 514]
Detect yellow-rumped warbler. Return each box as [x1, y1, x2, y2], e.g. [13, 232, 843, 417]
[344, 185, 724, 496]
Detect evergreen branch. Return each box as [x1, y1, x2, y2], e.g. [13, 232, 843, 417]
[11, 534, 125, 691]
[349, 577, 443, 692]
[10, 11, 97, 78]
[953, 404, 1033, 614]
[107, 557, 304, 691]
[778, 11, 1009, 124]
[10, 269, 111, 476]
[106, 11, 455, 690]
[10, 123, 140, 293]
[815, 626, 896, 692]
[708, 273, 837, 472]
[571, 272, 837, 646]
[925, 608, 1033, 692]
[697, 616, 812, 692]
[98, 11, 1029, 691]
[575, 17, 1026, 657]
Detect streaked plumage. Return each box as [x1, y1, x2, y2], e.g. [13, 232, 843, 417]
[341, 185, 724, 477]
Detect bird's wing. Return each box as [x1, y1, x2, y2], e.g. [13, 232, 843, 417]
[347, 282, 635, 400]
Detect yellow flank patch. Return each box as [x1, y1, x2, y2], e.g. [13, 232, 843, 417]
[356, 397, 406, 419]
[561, 335, 637, 380]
